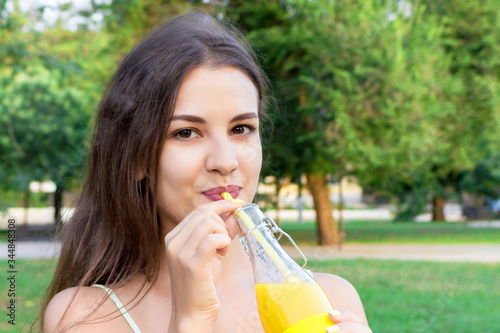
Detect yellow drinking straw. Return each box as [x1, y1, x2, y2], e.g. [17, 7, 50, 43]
[223, 192, 299, 282]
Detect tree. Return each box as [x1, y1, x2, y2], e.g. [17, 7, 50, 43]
[0, 1, 105, 223]
[1, 0, 224, 222]
[420, 0, 500, 221]
[225, 0, 341, 245]
[226, 0, 465, 235]
[0, 64, 95, 223]
[461, 154, 500, 200]
[224, 0, 499, 229]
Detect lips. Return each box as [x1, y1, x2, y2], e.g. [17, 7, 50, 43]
[202, 185, 241, 201]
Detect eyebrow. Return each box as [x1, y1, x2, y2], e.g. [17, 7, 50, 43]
[230, 112, 259, 122]
[171, 114, 206, 124]
[171, 112, 258, 124]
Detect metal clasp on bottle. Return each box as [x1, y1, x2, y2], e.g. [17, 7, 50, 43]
[242, 216, 309, 269]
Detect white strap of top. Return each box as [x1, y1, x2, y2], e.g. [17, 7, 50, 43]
[92, 284, 142, 333]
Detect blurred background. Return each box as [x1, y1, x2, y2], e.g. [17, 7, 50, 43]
[0, 1, 499, 331]
[1, 0, 499, 242]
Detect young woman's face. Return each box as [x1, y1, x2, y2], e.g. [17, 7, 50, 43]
[157, 66, 262, 232]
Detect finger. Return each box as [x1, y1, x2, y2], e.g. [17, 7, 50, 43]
[328, 309, 364, 325]
[209, 199, 244, 239]
[327, 322, 373, 333]
[193, 233, 232, 264]
[165, 208, 218, 241]
[221, 211, 238, 240]
[186, 217, 229, 247]
[184, 210, 227, 239]
[166, 200, 242, 241]
[201, 198, 244, 216]
[168, 216, 228, 260]
[326, 325, 340, 333]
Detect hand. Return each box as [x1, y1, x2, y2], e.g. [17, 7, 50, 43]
[165, 199, 242, 332]
[326, 309, 373, 333]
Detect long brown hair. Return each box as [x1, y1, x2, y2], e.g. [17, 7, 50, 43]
[39, 12, 269, 331]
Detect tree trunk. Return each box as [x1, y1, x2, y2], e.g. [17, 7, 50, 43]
[275, 177, 281, 226]
[338, 176, 345, 250]
[432, 195, 446, 222]
[306, 172, 338, 245]
[23, 188, 30, 225]
[54, 184, 64, 226]
[297, 177, 303, 224]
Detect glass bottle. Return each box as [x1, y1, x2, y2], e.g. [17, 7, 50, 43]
[234, 203, 335, 333]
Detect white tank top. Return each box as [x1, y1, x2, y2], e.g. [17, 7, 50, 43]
[93, 284, 142, 333]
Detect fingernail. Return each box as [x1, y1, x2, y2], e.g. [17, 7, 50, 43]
[231, 199, 245, 205]
[326, 325, 340, 333]
[329, 310, 342, 317]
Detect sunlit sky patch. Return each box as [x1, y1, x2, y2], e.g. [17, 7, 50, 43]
[5, 0, 112, 31]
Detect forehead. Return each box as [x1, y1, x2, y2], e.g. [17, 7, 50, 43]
[172, 66, 259, 116]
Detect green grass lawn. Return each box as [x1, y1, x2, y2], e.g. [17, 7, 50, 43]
[2, 258, 499, 332]
[1, 259, 58, 332]
[279, 220, 500, 245]
[309, 259, 500, 333]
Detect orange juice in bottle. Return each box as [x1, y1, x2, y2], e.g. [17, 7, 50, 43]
[256, 282, 334, 332]
[231, 201, 336, 333]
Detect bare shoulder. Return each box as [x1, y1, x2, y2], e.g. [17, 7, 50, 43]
[313, 272, 368, 324]
[44, 286, 129, 332]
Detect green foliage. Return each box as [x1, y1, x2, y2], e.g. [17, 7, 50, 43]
[417, 0, 500, 206]
[0, 65, 93, 186]
[95, 0, 214, 55]
[0, 189, 50, 208]
[392, 187, 428, 222]
[461, 154, 500, 199]
[0, 3, 107, 205]
[226, 0, 500, 220]
[1, 0, 499, 219]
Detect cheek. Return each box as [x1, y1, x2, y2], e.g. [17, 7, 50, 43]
[239, 142, 262, 193]
[157, 147, 201, 213]
[161, 149, 199, 186]
[239, 141, 263, 172]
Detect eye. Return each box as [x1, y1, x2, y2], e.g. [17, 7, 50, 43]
[174, 129, 199, 139]
[232, 124, 256, 135]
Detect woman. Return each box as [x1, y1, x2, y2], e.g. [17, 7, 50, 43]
[42, 12, 372, 333]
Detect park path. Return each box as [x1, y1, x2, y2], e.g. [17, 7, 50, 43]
[283, 244, 500, 263]
[2, 206, 499, 262]
[2, 240, 500, 263]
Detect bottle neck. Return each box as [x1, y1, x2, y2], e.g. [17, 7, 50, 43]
[234, 204, 313, 284]
[234, 203, 265, 235]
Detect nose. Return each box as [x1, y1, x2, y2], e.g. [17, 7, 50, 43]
[205, 136, 239, 175]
